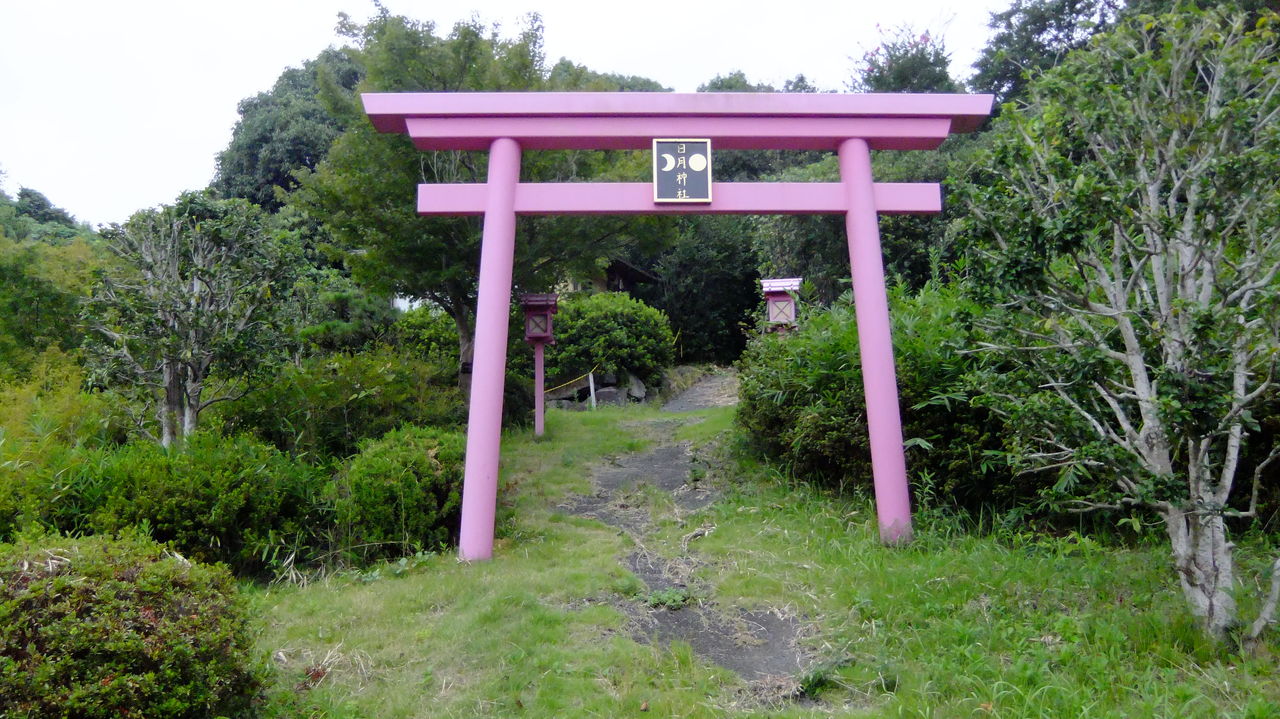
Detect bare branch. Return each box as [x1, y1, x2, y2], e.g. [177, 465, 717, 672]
[1245, 554, 1280, 650]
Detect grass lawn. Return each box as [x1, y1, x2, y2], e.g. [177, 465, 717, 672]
[251, 404, 1280, 718]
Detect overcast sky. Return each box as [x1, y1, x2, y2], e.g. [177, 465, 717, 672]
[0, 0, 1010, 227]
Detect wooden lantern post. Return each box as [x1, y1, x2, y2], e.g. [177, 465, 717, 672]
[521, 293, 558, 437]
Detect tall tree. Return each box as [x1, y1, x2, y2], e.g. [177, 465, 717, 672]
[850, 26, 961, 93]
[86, 193, 297, 446]
[631, 217, 760, 364]
[955, 7, 1280, 644]
[15, 188, 76, 228]
[213, 49, 362, 211]
[291, 10, 667, 379]
[753, 28, 965, 298]
[0, 235, 88, 380]
[970, 0, 1121, 105]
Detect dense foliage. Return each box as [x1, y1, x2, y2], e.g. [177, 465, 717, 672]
[85, 192, 299, 446]
[954, 6, 1280, 642]
[392, 305, 462, 365]
[0, 432, 326, 575]
[218, 347, 464, 460]
[631, 218, 760, 364]
[736, 285, 1014, 509]
[0, 187, 86, 246]
[0, 421, 485, 575]
[213, 48, 362, 210]
[0, 190, 100, 381]
[0, 238, 85, 379]
[296, 288, 399, 353]
[0, 530, 262, 718]
[546, 292, 675, 387]
[969, 0, 1119, 105]
[332, 425, 465, 562]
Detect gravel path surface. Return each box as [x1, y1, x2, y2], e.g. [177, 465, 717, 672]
[661, 372, 739, 413]
[562, 372, 807, 694]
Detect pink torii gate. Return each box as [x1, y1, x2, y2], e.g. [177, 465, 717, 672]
[364, 92, 993, 561]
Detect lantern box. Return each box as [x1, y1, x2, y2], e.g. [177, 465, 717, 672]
[521, 293, 559, 342]
[761, 277, 802, 325]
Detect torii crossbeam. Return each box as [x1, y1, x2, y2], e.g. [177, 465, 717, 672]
[364, 91, 993, 560]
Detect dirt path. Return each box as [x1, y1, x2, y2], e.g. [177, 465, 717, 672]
[660, 372, 740, 413]
[562, 371, 808, 695]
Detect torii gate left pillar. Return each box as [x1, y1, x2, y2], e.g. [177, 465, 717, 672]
[460, 136, 521, 558]
[364, 92, 993, 560]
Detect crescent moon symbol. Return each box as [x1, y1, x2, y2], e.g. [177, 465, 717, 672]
[660, 154, 676, 172]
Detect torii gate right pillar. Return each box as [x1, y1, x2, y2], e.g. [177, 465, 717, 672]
[841, 137, 911, 543]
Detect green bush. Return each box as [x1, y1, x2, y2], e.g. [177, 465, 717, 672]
[0, 530, 262, 718]
[0, 351, 129, 543]
[0, 442, 110, 543]
[217, 346, 465, 459]
[297, 289, 399, 353]
[331, 425, 466, 562]
[503, 369, 535, 429]
[0, 432, 328, 575]
[84, 432, 328, 575]
[0, 347, 130, 450]
[392, 305, 461, 365]
[736, 283, 1016, 509]
[546, 292, 675, 386]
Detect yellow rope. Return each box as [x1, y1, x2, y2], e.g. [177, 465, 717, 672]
[542, 364, 600, 394]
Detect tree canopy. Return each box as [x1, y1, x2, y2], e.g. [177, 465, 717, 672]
[0, 186, 86, 245]
[970, 0, 1120, 104]
[213, 48, 363, 210]
[851, 26, 961, 93]
[290, 11, 670, 373]
[86, 192, 298, 446]
[15, 188, 77, 228]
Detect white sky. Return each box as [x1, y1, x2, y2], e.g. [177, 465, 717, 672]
[0, 0, 1010, 227]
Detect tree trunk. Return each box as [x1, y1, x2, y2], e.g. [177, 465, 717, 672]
[458, 330, 475, 391]
[180, 376, 200, 442]
[451, 302, 476, 393]
[160, 360, 180, 448]
[1163, 505, 1238, 640]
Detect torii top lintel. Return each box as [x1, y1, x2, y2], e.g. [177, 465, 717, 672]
[363, 92, 994, 152]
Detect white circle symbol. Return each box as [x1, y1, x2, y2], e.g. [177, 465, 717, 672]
[688, 153, 707, 172]
[661, 153, 676, 171]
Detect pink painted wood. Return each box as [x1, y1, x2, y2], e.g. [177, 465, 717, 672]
[401, 116, 952, 151]
[841, 138, 913, 544]
[362, 91, 993, 562]
[365, 92, 992, 133]
[417, 182, 941, 216]
[533, 342, 545, 438]
[458, 137, 520, 561]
